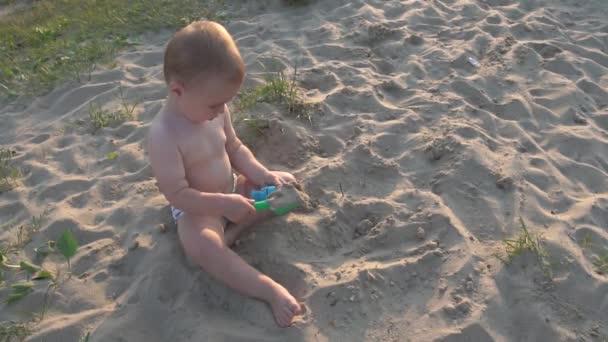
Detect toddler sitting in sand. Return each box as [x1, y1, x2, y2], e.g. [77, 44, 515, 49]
[147, 21, 302, 327]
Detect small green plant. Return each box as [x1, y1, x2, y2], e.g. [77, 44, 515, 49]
[56, 229, 79, 276]
[105, 152, 119, 160]
[30, 208, 50, 233]
[6, 283, 34, 304]
[495, 217, 552, 277]
[580, 233, 593, 249]
[593, 252, 608, 275]
[0, 321, 31, 342]
[117, 85, 139, 119]
[0, 149, 21, 193]
[88, 103, 130, 133]
[9, 208, 51, 251]
[88, 87, 139, 133]
[235, 62, 311, 123]
[1, 230, 79, 332]
[80, 332, 91, 342]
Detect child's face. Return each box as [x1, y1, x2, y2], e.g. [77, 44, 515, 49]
[170, 75, 241, 123]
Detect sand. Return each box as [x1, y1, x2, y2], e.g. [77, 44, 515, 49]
[1, 0, 607, 341]
[266, 183, 311, 212]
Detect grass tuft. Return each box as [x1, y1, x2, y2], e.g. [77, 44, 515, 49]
[88, 85, 139, 133]
[593, 252, 608, 275]
[9, 208, 51, 251]
[235, 62, 312, 123]
[494, 217, 552, 278]
[0, 148, 21, 193]
[0, 321, 31, 342]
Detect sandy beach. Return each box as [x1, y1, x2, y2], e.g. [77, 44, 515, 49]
[1, 0, 607, 341]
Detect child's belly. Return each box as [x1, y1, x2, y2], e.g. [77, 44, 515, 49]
[185, 154, 234, 194]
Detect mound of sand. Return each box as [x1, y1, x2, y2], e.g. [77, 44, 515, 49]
[1, 0, 607, 341]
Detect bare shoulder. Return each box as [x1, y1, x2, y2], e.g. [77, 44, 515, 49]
[147, 110, 176, 151]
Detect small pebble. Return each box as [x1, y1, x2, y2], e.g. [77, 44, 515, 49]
[433, 250, 443, 257]
[159, 224, 168, 233]
[129, 240, 139, 251]
[426, 241, 438, 249]
[573, 113, 587, 124]
[466, 281, 474, 292]
[416, 227, 426, 240]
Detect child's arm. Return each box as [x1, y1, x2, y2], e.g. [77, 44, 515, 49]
[148, 124, 247, 218]
[223, 108, 271, 186]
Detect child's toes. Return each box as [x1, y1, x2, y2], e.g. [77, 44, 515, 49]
[279, 311, 291, 327]
[289, 302, 302, 315]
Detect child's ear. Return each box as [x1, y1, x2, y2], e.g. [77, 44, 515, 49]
[168, 80, 184, 97]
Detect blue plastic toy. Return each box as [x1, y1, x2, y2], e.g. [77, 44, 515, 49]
[250, 186, 276, 201]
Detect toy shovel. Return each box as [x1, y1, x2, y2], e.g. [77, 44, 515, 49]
[252, 183, 307, 216]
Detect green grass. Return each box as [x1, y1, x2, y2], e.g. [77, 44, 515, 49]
[0, 149, 21, 193]
[495, 217, 552, 277]
[235, 62, 312, 123]
[0, 0, 222, 100]
[593, 253, 608, 275]
[1, 229, 80, 334]
[9, 208, 51, 251]
[88, 85, 140, 132]
[0, 321, 31, 342]
[578, 233, 608, 275]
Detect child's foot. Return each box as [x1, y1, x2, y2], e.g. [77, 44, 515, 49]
[268, 283, 302, 327]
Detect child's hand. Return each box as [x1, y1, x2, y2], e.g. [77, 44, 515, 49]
[223, 194, 256, 224]
[260, 171, 296, 187]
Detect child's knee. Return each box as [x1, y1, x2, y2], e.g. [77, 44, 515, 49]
[178, 217, 226, 256]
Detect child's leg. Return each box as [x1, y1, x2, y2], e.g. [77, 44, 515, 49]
[178, 214, 301, 327]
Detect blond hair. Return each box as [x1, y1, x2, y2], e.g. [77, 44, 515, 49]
[163, 21, 245, 86]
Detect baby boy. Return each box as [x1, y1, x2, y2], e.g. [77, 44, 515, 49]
[147, 21, 302, 327]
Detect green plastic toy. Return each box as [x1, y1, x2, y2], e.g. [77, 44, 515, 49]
[253, 200, 300, 216]
[252, 184, 307, 216]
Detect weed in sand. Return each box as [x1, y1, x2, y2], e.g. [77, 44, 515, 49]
[235, 62, 312, 123]
[0, 321, 31, 342]
[495, 217, 552, 277]
[9, 208, 51, 251]
[117, 85, 139, 119]
[593, 252, 608, 275]
[88, 103, 130, 132]
[580, 233, 593, 249]
[0, 0, 222, 99]
[0, 149, 21, 193]
[88, 86, 140, 132]
[1, 229, 79, 331]
[80, 332, 91, 342]
[56, 229, 79, 277]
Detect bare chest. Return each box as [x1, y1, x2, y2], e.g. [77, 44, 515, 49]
[176, 117, 227, 168]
